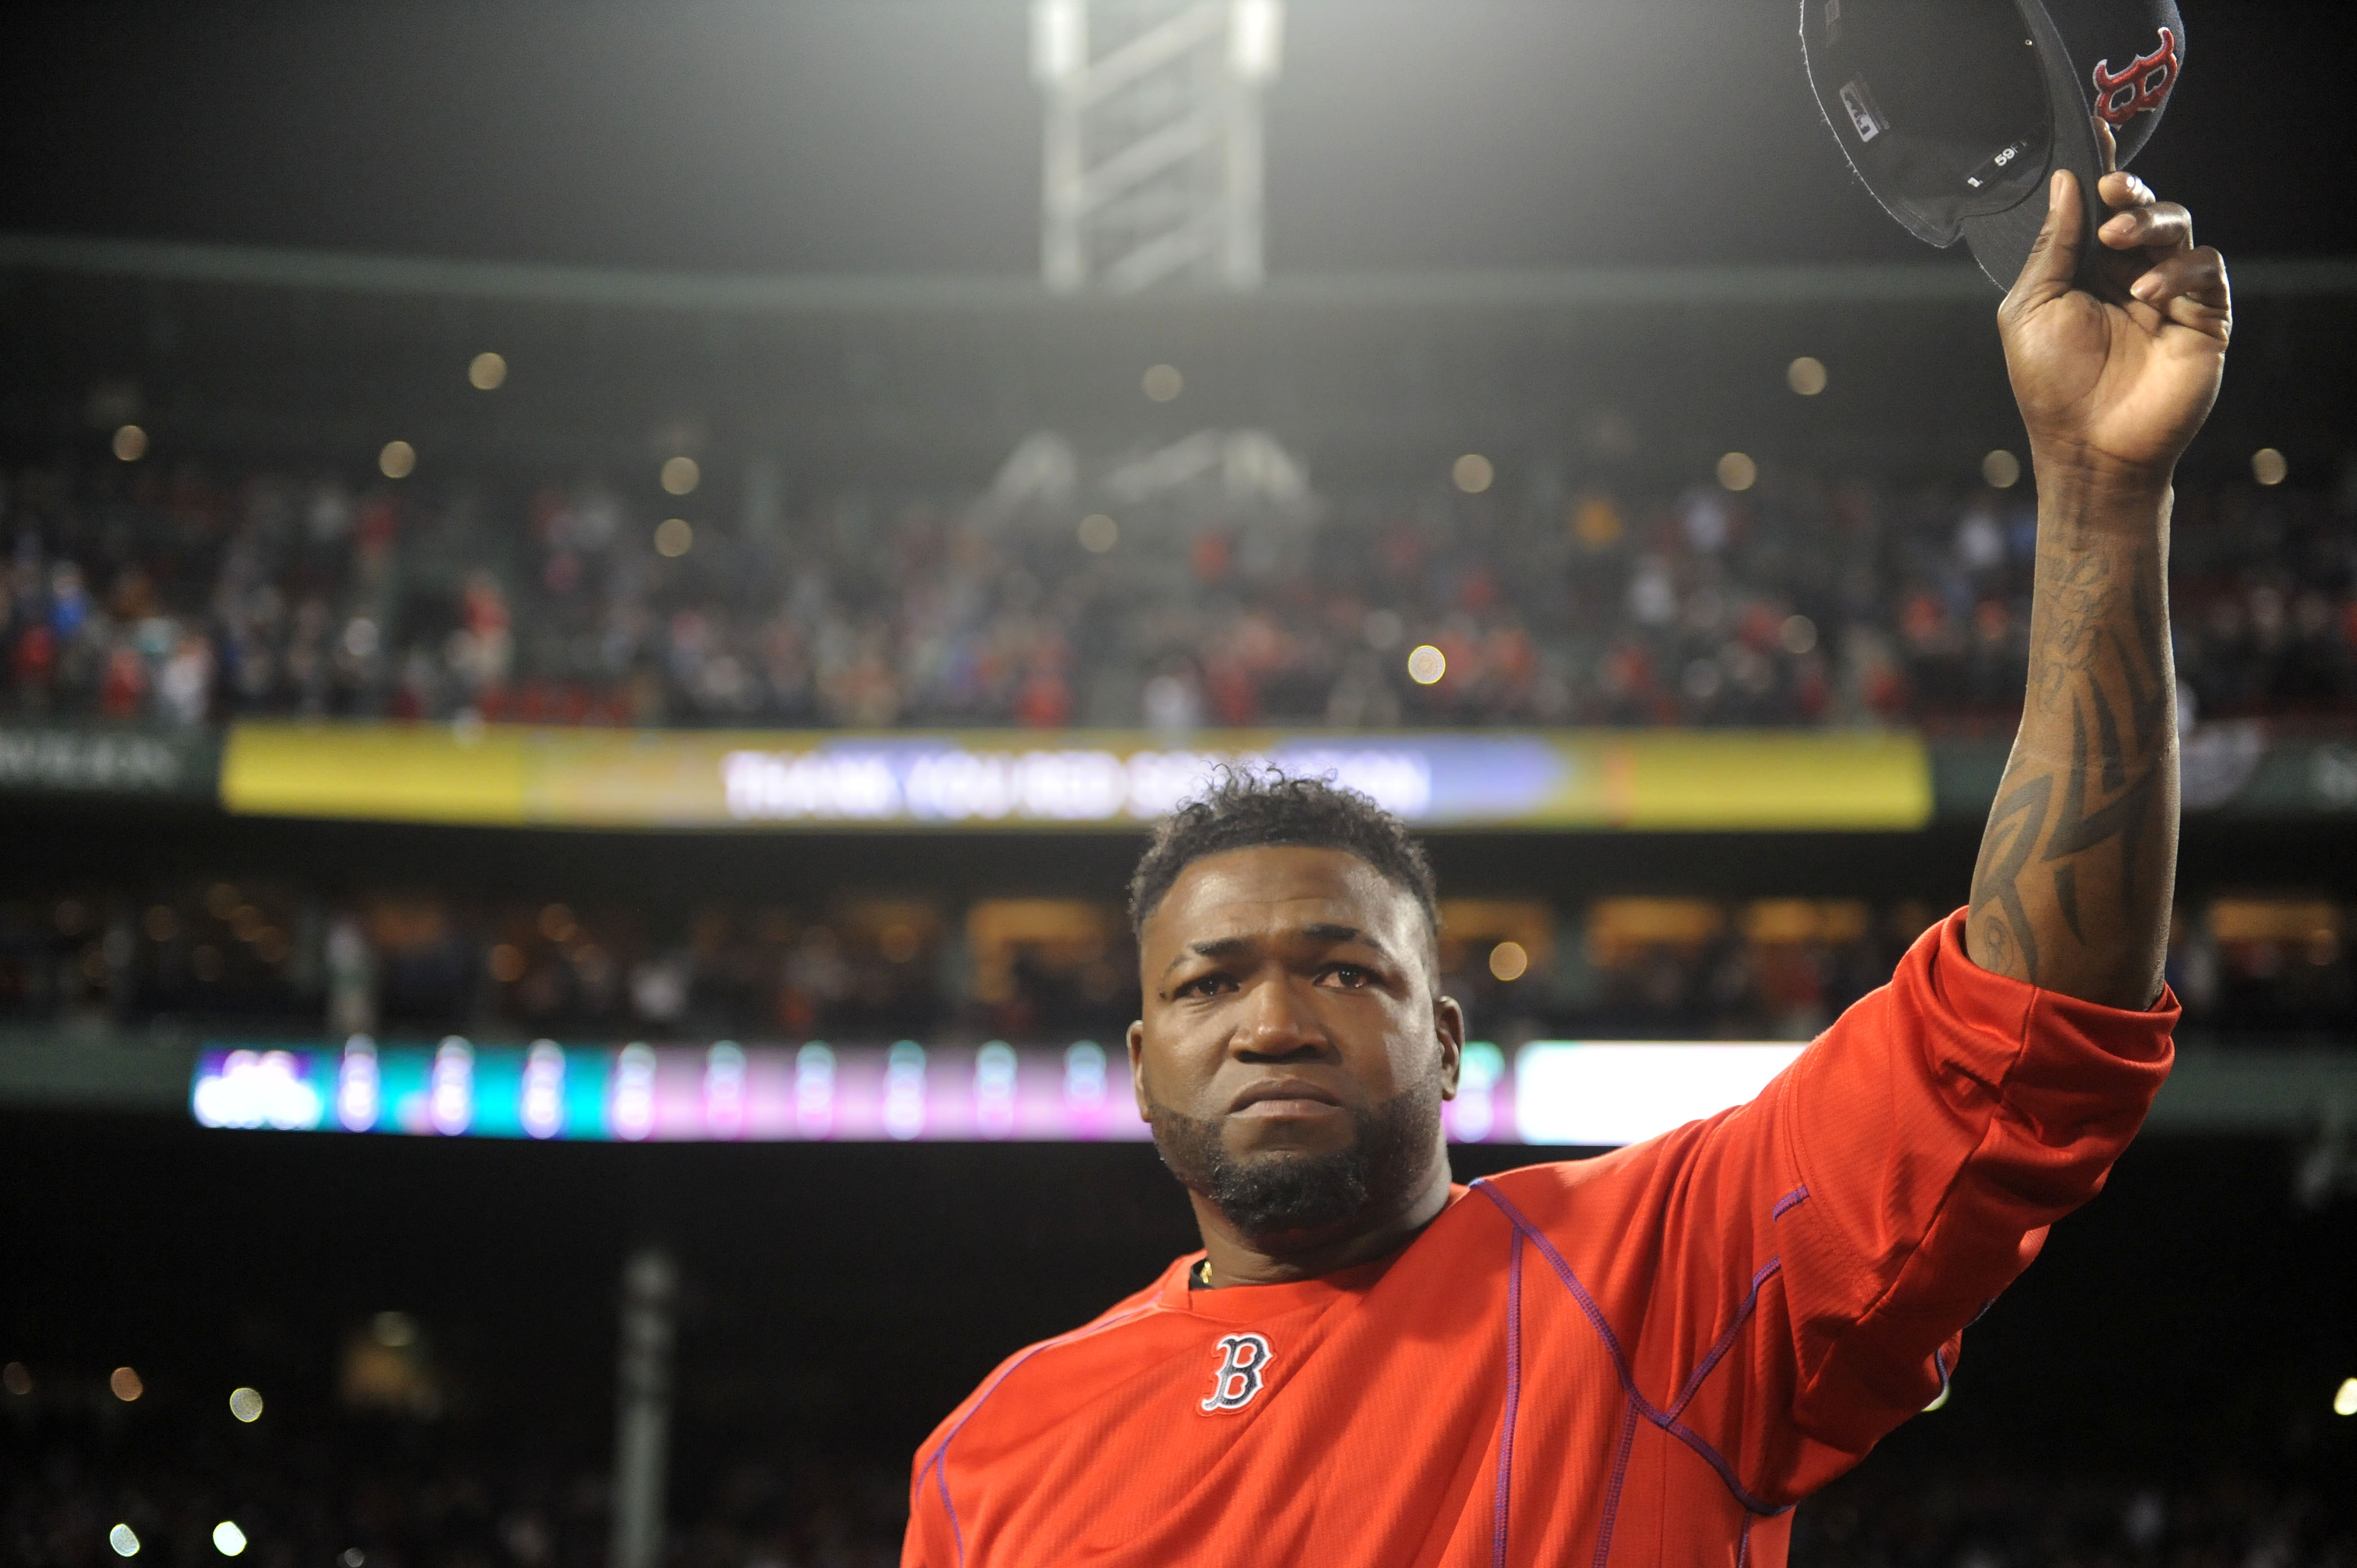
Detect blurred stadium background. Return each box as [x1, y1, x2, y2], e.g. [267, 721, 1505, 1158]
[3, 2, 2354, 1564]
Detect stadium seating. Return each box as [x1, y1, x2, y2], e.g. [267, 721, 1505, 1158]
[3, 879, 2346, 1046]
[5, 460, 2353, 733]
[2, 1391, 2346, 1568]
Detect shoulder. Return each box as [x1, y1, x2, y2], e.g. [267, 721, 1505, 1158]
[1473, 1130, 1727, 1220]
[1469, 1110, 1782, 1242]
[914, 1265, 1180, 1460]
[973, 1269, 1175, 1390]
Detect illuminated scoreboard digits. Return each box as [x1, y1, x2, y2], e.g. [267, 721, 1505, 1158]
[189, 1039, 1807, 1146]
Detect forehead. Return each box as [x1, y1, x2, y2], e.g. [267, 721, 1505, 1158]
[1142, 845, 1427, 955]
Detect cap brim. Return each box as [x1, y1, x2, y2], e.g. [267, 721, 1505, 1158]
[1960, 0, 2109, 290]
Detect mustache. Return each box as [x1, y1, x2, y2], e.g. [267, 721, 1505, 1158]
[1144, 1066, 1443, 1244]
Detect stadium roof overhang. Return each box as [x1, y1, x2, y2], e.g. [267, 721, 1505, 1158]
[5, 230, 2354, 314]
[1, 232, 2347, 488]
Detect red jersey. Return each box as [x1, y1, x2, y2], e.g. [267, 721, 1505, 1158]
[904, 911, 2174, 1567]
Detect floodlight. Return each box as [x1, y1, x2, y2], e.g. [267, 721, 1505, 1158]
[1031, 0, 1084, 84]
[1231, 0, 1284, 82]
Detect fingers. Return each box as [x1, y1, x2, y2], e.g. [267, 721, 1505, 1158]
[2093, 143, 2194, 255]
[2128, 245, 2231, 335]
[2002, 170, 2086, 315]
[2097, 170, 2155, 212]
[2095, 117, 2119, 176]
[2101, 200, 2192, 253]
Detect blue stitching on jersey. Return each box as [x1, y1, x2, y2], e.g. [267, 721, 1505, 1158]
[1771, 1185, 1811, 1220]
[1470, 1178, 1791, 1518]
[1668, 1257, 1784, 1420]
[1491, 1227, 1524, 1568]
[1591, 1398, 1640, 1568]
[921, 1300, 1163, 1563]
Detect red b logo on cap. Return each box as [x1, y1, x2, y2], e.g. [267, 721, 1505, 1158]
[2091, 27, 2178, 127]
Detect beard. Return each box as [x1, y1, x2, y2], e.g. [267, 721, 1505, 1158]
[1146, 1066, 1445, 1245]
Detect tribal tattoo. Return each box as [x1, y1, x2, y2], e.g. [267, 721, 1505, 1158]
[1966, 534, 2176, 1004]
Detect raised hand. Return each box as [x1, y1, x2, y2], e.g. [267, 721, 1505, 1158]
[1997, 122, 2230, 489]
[1965, 126, 2228, 1006]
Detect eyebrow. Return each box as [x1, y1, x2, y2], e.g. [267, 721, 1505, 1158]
[1158, 923, 1393, 978]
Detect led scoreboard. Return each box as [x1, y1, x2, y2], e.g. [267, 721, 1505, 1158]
[192, 1038, 1803, 1148]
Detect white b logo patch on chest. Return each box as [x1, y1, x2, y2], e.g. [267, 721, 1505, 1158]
[1200, 1333, 1273, 1414]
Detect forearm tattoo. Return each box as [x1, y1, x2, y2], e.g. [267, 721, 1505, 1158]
[1967, 529, 2175, 1003]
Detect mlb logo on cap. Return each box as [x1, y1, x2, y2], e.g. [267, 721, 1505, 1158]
[1802, 0, 2185, 289]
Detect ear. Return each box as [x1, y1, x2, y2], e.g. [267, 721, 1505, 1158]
[1126, 1018, 1151, 1122]
[1432, 994, 1466, 1100]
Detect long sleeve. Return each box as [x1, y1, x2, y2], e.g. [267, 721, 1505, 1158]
[1498, 907, 2176, 1512]
[1774, 909, 2172, 1450]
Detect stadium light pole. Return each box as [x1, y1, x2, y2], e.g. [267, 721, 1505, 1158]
[610, 1248, 678, 1568]
[1032, 0, 1283, 293]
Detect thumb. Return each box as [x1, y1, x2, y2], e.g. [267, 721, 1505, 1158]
[2004, 169, 2084, 315]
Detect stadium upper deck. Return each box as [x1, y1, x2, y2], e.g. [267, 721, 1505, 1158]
[2, 238, 2352, 737]
[5, 455, 2351, 735]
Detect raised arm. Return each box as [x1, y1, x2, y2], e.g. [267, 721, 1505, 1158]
[1967, 144, 2230, 1007]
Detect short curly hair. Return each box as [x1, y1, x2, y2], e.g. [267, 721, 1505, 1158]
[1127, 768, 1440, 940]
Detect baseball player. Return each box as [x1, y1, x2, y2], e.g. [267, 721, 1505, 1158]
[902, 134, 2229, 1567]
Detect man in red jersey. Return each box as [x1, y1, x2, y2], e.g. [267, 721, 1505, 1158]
[905, 149, 2228, 1567]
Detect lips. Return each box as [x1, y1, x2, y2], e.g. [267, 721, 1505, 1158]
[1227, 1078, 1343, 1115]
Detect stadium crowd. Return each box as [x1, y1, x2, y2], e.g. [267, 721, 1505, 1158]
[3, 452, 2355, 734]
[1, 1401, 909, 1567]
[1, 878, 2347, 1047]
[5, 1394, 2349, 1568]
[1786, 1462, 2356, 1568]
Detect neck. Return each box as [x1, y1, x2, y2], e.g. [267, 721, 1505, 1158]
[1191, 1153, 1454, 1287]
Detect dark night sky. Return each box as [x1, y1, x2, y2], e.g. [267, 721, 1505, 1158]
[0, 0, 2345, 276]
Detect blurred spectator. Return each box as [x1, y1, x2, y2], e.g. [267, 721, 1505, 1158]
[2, 1390, 2346, 1568]
[1, 881, 2345, 1046]
[3, 458, 2352, 734]
[1792, 1460, 2355, 1568]
[0, 1392, 910, 1568]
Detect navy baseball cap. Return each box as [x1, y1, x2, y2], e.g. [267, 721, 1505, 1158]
[1802, 0, 2184, 289]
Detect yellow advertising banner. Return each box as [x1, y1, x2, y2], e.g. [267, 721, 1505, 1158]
[220, 722, 1931, 832]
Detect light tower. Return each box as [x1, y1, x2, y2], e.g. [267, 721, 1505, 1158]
[1031, 0, 1284, 293]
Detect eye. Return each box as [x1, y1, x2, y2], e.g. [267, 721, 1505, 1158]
[1320, 964, 1373, 990]
[1173, 972, 1235, 999]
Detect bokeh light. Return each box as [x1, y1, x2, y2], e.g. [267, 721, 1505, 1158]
[109, 1525, 140, 1557]
[109, 1366, 144, 1402]
[1488, 941, 1529, 982]
[655, 517, 695, 558]
[661, 457, 701, 496]
[228, 1386, 264, 1423]
[112, 424, 148, 462]
[1452, 454, 1494, 494]
[1717, 452, 1757, 491]
[2252, 448, 2288, 486]
[1142, 364, 1183, 401]
[468, 352, 507, 390]
[1982, 449, 2021, 488]
[1786, 356, 1827, 396]
[1407, 645, 1446, 685]
[213, 1521, 248, 1557]
[378, 441, 415, 480]
[1077, 513, 1118, 552]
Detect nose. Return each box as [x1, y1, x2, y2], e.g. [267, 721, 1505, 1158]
[1231, 973, 1332, 1062]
